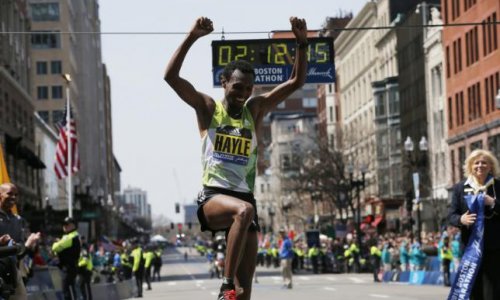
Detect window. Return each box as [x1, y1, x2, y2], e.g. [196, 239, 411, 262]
[388, 87, 399, 115]
[470, 140, 483, 151]
[38, 111, 49, 123]
[446, 46, 451, 78]
[451, 149, 456, 182]
[458, 146, 466, 179]
[280, 154, 291, 171]
[31, 3, 60, 21]
[37, 86, 48, 100]
[51, 86, 63, 99]
[329, 106, 333, 122]
[51, 60, 62, 74]
[36, 61, 47, 75]
[448, 97, 453, 129]
[489, 134, 500, 161]
[302, 97, 317, 108]
[31, 31, 61, 49]
[485, 72, 500, 114]
[52, 110, 65, 124]
[482, 13, 498, 56]
[374, 92, 386, 117]
[431, 65, 443, 98]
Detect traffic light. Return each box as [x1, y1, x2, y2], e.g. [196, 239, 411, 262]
[170, 222, 174, 230]
[177, 223, 183, 231]
[188, 222, 192, 230]
[175, 203, 180, 213]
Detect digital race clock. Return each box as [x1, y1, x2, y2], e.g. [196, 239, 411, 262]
[211, 37, 335, 86]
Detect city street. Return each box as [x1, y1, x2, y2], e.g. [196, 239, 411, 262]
[127, 247, 449, 300]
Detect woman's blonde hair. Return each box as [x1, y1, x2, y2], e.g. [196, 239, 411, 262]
[463, 149, 500, 178]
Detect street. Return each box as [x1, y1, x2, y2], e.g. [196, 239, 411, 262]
[127, 247, 450, 300]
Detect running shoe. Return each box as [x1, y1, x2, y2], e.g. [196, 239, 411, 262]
[217, 289, 236, 300]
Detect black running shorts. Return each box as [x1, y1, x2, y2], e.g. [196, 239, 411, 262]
[197, 186, 260, 235]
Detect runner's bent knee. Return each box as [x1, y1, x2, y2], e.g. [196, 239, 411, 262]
[234, 202, 254, 226]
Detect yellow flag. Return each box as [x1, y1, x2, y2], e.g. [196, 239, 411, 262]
[0, 144, 17, 214]
[0, 144, 10, 184]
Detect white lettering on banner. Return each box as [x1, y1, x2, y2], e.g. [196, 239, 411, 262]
[254, 74, 284, 83]
[254, 68, 283, 75]
[450, 260, 478, 300]
[307, 67, 333, 79]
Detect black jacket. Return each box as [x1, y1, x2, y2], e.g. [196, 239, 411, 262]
[448, 178, 500, 251]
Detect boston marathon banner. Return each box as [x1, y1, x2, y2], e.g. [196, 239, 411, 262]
[447, 193, 485, 300]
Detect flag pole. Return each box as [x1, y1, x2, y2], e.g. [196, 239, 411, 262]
[62, 74, 73, 218]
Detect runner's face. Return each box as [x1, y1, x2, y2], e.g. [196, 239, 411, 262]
[472, 155, 491, 180]
[0, 185, 17, 212]
[223, 69, 254, 110]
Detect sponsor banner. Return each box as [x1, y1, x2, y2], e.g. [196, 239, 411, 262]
[213, 63, 335, 86]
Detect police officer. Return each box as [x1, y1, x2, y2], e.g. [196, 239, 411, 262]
[52, 217, 81, 300]
[370, 241, 382, 282]
[130, 240, 145, 297]
[441, 237, 453, 287]
[120, 249, 132, 280]
[78, 249, 93, 300]
[143, 246, 154, 290]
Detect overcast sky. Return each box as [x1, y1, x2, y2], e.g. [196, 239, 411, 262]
[99, 0, 368, 223]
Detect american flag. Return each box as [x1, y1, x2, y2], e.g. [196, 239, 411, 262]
[54, 103, 79, 180]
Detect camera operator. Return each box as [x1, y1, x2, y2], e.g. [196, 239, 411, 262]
[0, 183, 41, 299]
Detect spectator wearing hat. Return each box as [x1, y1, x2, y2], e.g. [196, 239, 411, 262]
[52, 217, 81, 300]
[279, 228, 293, 289]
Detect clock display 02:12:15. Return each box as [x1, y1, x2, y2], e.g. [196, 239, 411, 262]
[215, 41, 330, 66]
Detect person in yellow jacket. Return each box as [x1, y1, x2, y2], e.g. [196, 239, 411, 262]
[152, 248, 162, 281]
[130, 240, 145, 298]
[348, 242, 360, 273]
[143, 246, 155, 291]
[78, 250, 93, 300]
[120, 250, 132, 280]
[308, 244, 320, 274]
[370, 241, 382, 282]
[441, 236, 453, 287]
[52, 217, 81, 300]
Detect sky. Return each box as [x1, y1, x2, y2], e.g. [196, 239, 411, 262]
[99, 0, 368, 223]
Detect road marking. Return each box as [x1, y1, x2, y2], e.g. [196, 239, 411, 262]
[180, 264, 197, 280]
[272, 276, 281, 281]
[327, 277, 337, 281]
[349, 277, 365, 283]
[167, 282, 176, 286]
[298, 276, 310, 281]
[211, 291, 217, 296]
[324, 287, 337, 291]
[369, 294, 390, 298]
[196, 280, 204, 284]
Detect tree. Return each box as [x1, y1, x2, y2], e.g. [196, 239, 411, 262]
[281, 136, 352, 229]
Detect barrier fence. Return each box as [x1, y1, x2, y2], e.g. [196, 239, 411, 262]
[26, 266, 135, 300]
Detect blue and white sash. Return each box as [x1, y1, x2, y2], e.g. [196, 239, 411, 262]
[447, 193, 485, 300]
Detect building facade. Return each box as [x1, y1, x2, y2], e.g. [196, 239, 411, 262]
[443, 0, 500, 183]
[29, 0, 116, 210]
[0, 0, 46, 214]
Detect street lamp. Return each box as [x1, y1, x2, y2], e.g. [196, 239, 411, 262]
[404, 136, 428, 244]
[312, 190, 321, 229]
[347, 163, 366, 251]
[268, 205, 275, 233]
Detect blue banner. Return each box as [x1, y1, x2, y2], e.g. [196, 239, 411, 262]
[447, 193, 485, 300]
[212, 63, 335, 87]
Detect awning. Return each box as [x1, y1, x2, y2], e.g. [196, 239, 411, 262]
[371, 216, 384, 227]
